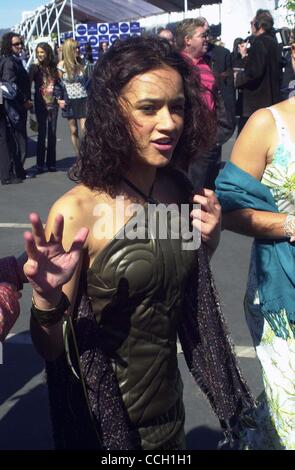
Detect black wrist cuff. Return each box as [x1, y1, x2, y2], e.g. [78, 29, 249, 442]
[31, 292, 70, 327]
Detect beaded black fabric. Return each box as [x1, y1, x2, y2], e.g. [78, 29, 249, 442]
[178, 244, 255, 444]
[46, 293, 141, 450]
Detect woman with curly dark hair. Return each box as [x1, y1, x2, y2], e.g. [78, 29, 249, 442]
[0, 32, 32, 183]
[28, 36, 254, 450]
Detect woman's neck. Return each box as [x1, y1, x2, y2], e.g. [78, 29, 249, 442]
[123, 166, 157, 198]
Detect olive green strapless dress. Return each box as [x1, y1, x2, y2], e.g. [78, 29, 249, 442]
[86, 202, 196, 449]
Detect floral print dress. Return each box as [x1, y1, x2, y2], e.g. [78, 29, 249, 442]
[244, 107, 295, 450]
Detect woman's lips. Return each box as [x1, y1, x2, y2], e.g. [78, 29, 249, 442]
[151, 139, 174, 152]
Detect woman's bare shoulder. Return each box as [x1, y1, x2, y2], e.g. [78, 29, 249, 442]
[247, 108, 275, 129]
[48, 185, 107, 226]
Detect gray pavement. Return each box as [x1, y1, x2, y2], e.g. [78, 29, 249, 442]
[0, 117, 263, 450]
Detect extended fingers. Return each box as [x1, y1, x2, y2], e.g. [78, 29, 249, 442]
[23, 232, 40, 277]
[69, 227, 89, 256]
[29, 212, 46, 246]
[50, 214, 64, 243]
[23, 231, 40, 261]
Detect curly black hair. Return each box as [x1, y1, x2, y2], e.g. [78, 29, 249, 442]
[0, 32, 22, 57]
[70, 36, 216, 196]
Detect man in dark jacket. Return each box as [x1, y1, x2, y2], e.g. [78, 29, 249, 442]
[0, 32, 33, 181]
[207, 39, 236, 140]
[235, 10, 281, 133]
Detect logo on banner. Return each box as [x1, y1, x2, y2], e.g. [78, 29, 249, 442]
[109, 23, 119, 34]
[119, 23, 130, 33]
[92, 47, 99, 57]
[110, 34, 119, 44]
[88, 35, 98, 46]
[76, 36, 88, 44]
[87, 23, 98, 35]
[99, 35, 109, 43]
[130, 22, 140, 33]
[120, 34, 130, 41]
[98, 24, 108, 34]
[76, 24, 87, 36]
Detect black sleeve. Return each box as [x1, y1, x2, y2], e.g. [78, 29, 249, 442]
[1, 58, 17, 84]
[1, 57, 29, 102]
[28, 63, 37, 84]
[235, 40, 267, 88]
[53, 77, 64, 101]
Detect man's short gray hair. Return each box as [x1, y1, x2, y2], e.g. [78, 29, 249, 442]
[175, 17, 207, 50]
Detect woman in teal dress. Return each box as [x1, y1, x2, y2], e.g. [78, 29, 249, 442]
[27, 36, 254, 450]
[216, 97, 295, 449]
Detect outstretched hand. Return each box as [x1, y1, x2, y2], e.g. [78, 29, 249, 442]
[23, 213, 89, 300]
[191, 189, 221, 256]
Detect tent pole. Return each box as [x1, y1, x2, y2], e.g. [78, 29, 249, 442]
[56, 4, 61, 46]
[70, 0, 75, 38]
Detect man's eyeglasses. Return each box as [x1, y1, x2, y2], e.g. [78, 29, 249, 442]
[11, 41, 23, 47]
[195, 33, 209, 39]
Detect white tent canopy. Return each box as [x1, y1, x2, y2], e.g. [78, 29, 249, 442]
[16, 0, 220, 31]
[14, 0, 221, 67]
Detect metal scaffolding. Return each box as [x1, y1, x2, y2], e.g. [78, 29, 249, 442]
[14, 0, 70, 68]
[13, 0, 222, 68]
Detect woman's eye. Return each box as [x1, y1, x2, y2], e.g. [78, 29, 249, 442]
[141, 105, 156, 113]
[172, 105, 184, 114]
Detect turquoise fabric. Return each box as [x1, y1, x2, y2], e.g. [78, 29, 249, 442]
[215, 161, 295, 336]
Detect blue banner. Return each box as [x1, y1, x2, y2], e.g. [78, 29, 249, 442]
[99, 35, 109, 43]
[109, 23, 119, 34]
[87, 23, 98, 35]
[76, 24, 87, 36]
[88, 35, 99, 46]
[110, 34, 119, 44]
[98, 24, 108, 35]
[73, 22, 141, 60]
[119, 23, 130, 34]
[130, 22, 140, 33]
[76, 36, 88, 44]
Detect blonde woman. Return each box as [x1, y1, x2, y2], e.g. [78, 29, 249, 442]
[57, 38, 88, 154]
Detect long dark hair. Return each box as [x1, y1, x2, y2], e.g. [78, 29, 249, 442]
[70, 36, 216, 196]
[35, 42, 58, 79]
[0, 32, 22, 57]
